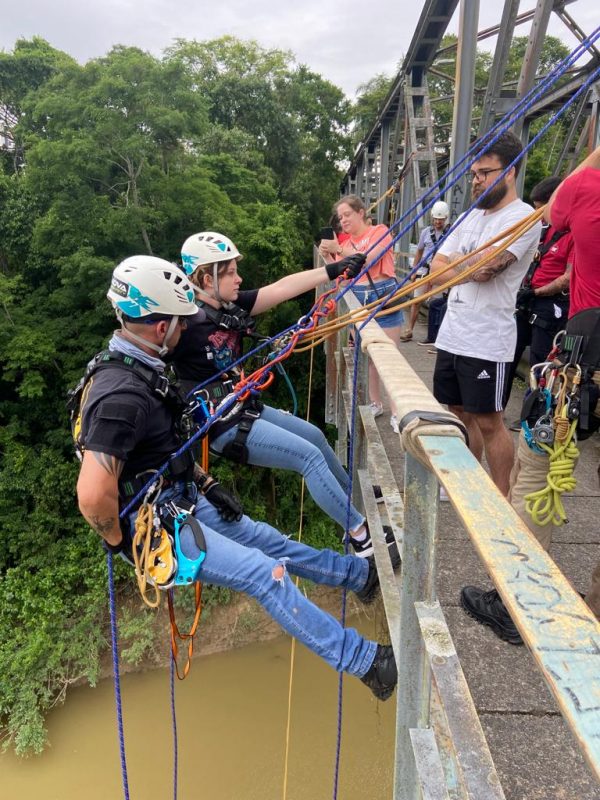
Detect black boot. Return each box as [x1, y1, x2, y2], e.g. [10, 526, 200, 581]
[355, 557, 380, 605]
[360, 644, 397, 701]
[460, 586, 523, 645]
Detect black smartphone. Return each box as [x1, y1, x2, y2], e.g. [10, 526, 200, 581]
[319, 226, 335, 241]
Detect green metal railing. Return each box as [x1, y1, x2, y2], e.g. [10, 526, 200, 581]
[322, 284, 600, 800]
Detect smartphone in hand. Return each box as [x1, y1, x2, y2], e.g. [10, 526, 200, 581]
[319, 226, 335, 241]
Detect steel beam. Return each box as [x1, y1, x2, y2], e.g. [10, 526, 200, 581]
[512, 0, 554, 138]
[449, 0, 480, 218]
[478, 0, 521, 137]
[393, 454, 438, 800]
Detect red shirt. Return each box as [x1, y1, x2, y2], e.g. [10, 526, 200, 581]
[530, 225, 574, 290]
[550, 167, 600, 316]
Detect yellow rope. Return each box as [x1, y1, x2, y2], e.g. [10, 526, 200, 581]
[296, 207, 544, 352]
[282, 293, 317, 800]
[524, 368, 580, 527]
[132, 503, 162, 609]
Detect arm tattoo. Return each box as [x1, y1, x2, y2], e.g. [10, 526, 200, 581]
[90, 515, 118, 536]
[91, 451, 124, 478]
[473, 252, 516, 281]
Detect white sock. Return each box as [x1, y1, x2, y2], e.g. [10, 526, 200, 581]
[350, 525, 369, 542]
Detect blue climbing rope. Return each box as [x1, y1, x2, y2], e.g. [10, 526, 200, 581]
[358, 56, 600, 332]
[107, 552, 131, 800]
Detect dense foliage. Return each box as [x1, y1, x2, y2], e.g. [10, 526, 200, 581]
[0, 36, 352, 754]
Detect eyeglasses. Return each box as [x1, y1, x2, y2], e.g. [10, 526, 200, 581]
[468, 167, 504, 183]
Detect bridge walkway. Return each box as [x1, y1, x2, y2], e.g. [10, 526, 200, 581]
[372, 317, 600, 800]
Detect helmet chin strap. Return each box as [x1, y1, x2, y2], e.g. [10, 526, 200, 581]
[118, 312, 179, 358]
[193, 263, 225, 306]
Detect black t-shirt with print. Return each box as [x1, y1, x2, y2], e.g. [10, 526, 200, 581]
[171, 290, 259, 384]
[80, 366, 179, 486]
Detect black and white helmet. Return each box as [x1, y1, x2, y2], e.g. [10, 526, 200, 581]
[108, 256, 197, 319]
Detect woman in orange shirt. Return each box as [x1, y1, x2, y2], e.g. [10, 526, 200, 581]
[319, 195, 404, 432]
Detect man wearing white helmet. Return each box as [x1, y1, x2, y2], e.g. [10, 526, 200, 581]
[174, 231, 401, 568]
[74, 255, 397, 701]
[400, 200, 450, 344]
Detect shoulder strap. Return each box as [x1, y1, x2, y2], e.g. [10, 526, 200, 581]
[522, 228, 568, 287]
[537, 228, 567, 259]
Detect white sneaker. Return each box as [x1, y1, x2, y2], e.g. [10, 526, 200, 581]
[369, 402, 383, 419]
[439, 487, 450, 502]
[390, 415, 399, 434]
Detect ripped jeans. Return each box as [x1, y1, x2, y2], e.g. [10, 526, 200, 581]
[125, 483, 376, 676]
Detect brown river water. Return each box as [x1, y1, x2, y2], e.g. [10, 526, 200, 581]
[1, 613, 395, 799]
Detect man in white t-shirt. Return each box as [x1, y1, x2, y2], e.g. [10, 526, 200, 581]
[429, 130, 541, 495]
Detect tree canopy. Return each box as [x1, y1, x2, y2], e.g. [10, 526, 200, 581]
[0, 35, 351, 755]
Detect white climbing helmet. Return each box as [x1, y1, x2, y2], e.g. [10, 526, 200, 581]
[431, 200, 449, 219]
[108, 256, 197, 319]
[180, 231, 242, 277]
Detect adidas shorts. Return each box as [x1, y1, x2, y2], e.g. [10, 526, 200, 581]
[433, 349, 509, 413]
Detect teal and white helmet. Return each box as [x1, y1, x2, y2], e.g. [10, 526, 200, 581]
[108, 256, 197, 319]
[180, 231, 242, 277]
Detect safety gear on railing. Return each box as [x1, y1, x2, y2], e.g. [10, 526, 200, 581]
[181, 231, 242, 276]
[431, 200, 449, 219]
[326, 253, 367, 281]
[201, 479, 244, 522]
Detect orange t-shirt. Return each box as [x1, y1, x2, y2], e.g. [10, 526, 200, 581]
[347, 224, 395, 283]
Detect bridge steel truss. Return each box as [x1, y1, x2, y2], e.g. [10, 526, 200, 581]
[341, 0, 600, 255]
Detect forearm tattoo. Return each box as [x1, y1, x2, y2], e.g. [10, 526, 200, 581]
[90, 515, 117, 536]
[91, 451, 124, 478]
[473, 252, 516, 281]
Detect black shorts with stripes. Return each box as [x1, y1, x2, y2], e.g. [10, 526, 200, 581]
[433, 349, 509, 414]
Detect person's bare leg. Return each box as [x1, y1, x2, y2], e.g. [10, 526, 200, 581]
[407, 300, 421, 334]
[473, 411, 514, 496]
[368, 359, 381, 407]
[383, 325, 402, 415]
[449, 405, 484, 463]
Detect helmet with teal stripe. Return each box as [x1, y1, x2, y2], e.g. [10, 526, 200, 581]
[108, 256, 197, 319]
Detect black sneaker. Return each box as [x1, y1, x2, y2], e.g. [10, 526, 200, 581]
[355, 557, 380, 604]
[508, 419, 522, 432]
[460, 586, 523, 645]
[350, 525, 401, 571]
[360, 644, 397, 700]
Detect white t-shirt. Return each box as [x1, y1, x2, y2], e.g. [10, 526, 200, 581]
[435, 199, 541, 362]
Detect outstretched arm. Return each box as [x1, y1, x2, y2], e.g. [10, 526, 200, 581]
[250, 255, 365, 315]
[77, 450, 124, 548]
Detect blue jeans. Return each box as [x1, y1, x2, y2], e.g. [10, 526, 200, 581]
[211, 405, 364, 530]
[351, 277, 405, 329]
[125, 485, 376, 676]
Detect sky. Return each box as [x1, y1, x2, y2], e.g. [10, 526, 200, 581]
[1, 1, 599, 99]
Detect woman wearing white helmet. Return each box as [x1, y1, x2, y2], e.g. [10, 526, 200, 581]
[399, 200, 450, 346]
[171, 231, 399, 566]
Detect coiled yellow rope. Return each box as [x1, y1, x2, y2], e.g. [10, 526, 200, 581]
[524, 405, 579, 528]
